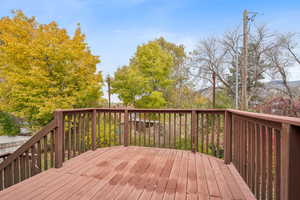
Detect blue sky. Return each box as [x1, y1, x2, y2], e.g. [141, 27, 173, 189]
[1, 0, 300, 82]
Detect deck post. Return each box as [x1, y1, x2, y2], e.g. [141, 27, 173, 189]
[224, 111, 232, 164]
[54, 111, 63, 168]
[280, 123, 300, 200]
[124, 109, 129, 147]
[191, 110, 197, 153]
[92, 109, 97, 150]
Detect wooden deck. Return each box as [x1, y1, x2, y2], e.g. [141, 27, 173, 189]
[0, 146, 256, 200]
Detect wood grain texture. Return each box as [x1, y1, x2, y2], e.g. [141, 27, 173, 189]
[0, 146, 255, 200]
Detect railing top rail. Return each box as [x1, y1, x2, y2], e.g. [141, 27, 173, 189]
[56, 108, 226, 113]
[57, 108, 300, 126]
[228, 109, 300, 127]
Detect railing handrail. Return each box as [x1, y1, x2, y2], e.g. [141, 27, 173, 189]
[228, 109, 300, 127]
[0, 120, 57, 171]
[59, 107, 300, 126]
[57, 107, 226, 113]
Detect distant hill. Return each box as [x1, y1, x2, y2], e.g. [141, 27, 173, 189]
[264, 80, 300, 89]
[257, 80, 300, 105]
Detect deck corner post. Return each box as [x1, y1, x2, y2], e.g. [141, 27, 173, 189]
[224, 110, 232, 164]
[92, 109, 97, 150]
[281, 123, 300, 200]
[54, 110, 64, 168]
[124, 109, 129, 147]
[191, 110, 197, 153]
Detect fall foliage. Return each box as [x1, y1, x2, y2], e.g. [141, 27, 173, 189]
[0, 11, 103, 127]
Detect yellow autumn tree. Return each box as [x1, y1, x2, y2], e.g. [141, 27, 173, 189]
[0, 11, 103, 127]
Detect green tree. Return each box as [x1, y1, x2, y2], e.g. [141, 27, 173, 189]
[0, 112, 20, 136]
[111, 66, 146, 106]
[112, 39, 174, 108]
[0, 11, 103, 127]
[154, 37, 188, 108]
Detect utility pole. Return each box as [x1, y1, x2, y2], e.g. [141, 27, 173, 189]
[212, 71, 216, 108]
[241, 9, 249, 110]
[107, 75, 111, 108]
[235, 52, 239, 109]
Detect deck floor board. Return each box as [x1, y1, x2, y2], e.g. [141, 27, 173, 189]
[0, 146, 256, 200]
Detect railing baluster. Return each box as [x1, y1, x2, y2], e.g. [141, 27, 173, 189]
[267, 127, 273, 200]
[275, 129, 281, 200]
[184, 113, 187, 150]
[261, 125, 267, 200]
[79, 113, 82, 152]
[173, 112, 176, 149]
[4, 165, 11, 188]
[211, 113, 215, 156]
[147, 112, 150, 147]
[256, 124, 261, 198]
[129, 111, 132, 145]
[114, 112, 117, 145]
[205, 114, 209, 154]
[30, 146, 36, 176]
[55, 111, 63, 168]
[97, 112, 100, 147]
[124, 109, 129, 147]
[20, 154, 25, 181]
[119, 112, 122, 145]
[92, 109, 96, 150]
[224, 111, 232, 164]
[179, 113, 182, 149]
[108, 111, 112, 147]
[13, 158, 19, 184]
[201, 113, 204, 153]
[134, 112, 137, 146]
[0, 170, 3, 190]
[103, 112, 106, 146]
[158, 112, 161, 148]
[43, 136, 48, 170]
[163, 112, 166, 148]
[216, 114, 220, 157]
[25, 151, 30, 178]
[143, 112, 146, 146]
[73, 113, 77, 155]
[191, 110, 197, 153]
[50, 131, 54, 168]
[37, 141, 42, 172]
[67, 114, 71, 159]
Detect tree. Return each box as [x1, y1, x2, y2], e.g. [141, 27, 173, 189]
[111, 66, 146, 106]
[190, 25, 275, 108]
[0, 11, 103, 127]
[264, 34, 299, 116]
[190, 37, 231, 92]
[154, 37, 190, 108]
[112, 39, 174, 108]
[0, 112, 20, 136]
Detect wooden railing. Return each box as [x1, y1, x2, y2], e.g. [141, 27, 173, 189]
[225, 110, 300, 200]
[0, 119, 58, 190]
[0, 108, 299, 200]
[60, 108, 225, 157]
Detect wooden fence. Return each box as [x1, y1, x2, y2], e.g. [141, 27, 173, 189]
[0, 108, 299, 200]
